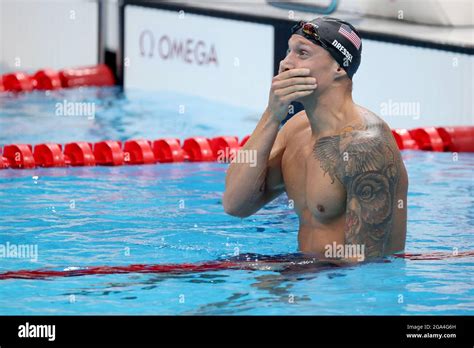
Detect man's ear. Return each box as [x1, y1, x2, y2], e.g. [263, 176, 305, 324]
[334, 64, 347, 80]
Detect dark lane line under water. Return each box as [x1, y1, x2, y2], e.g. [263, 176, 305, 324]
[1, 251, 473, 281]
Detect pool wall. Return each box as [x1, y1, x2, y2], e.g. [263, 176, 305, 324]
[119, 0, 474, 128]
[0, 0, 101, 73]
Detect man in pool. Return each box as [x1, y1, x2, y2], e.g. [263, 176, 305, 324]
[223, 17, 408, 263]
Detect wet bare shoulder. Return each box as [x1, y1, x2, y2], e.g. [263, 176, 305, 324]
[280, 110, 310, 136]
[313, 111, 402, 259]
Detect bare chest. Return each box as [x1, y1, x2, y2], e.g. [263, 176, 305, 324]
[281, 132, 346, 223]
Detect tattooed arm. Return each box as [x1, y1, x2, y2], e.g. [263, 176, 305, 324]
[314, 124, 401, 260]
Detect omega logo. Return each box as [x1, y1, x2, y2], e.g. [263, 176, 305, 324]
[139, 30, 218, 66]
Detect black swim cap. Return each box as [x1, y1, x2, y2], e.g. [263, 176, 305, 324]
[291, 17, 362, 79]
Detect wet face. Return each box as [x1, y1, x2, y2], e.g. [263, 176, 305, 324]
[279, 34, 338, 97]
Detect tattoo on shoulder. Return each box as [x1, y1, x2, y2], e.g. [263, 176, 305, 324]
[313, 122, 399, 258]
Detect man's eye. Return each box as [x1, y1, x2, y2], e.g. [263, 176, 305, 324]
[299, 50, 308, 56]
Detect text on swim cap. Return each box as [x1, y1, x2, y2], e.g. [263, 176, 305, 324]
[332, 39, 353, 65]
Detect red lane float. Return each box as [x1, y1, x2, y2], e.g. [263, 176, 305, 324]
[123, 139, 155, 165]
[58, 64, 115, 88]
[409, 127, 445, 151]
[33, 143, 66, 167]
[0, 127, 472, 171]
[2, 144, 35, 169]
[0, 65, 115, 92]
[64, 142, 96, 166]
[2, 72, 34, 92]
[209, 136, 240, 162]
[0, 154, 9, 169]
[1, 250, 473, 281]
[93, 141, 124, 166]
[391, 129, 419, 150]
[153, 138, 185, 163]
[393, 250, 474, 260]
[0, 261, 242, 281]
[32, 69, 62, 90]
[436, 127, 474, 152]
[182, 137, 215, 162]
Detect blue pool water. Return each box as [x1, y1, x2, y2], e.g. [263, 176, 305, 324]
[0, 88, 473, 315]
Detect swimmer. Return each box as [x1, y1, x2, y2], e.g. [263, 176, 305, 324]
[224, 17, 409, 263]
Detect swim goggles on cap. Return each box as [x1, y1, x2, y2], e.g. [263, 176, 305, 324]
[291, 21, 330, 50]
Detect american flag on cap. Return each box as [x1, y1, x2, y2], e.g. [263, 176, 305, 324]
[338, 24, 361, 50]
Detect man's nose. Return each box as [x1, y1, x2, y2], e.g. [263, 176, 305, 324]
[279, 56, 295, 74]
